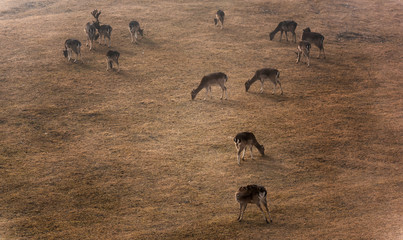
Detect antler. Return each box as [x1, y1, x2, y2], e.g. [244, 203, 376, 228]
[91, 9, 101, 20]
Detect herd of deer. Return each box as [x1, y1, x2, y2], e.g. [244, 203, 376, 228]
[63, 9, 144, 71]
[63, 9, 327, 224]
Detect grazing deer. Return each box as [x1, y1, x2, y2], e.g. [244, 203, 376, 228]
[214, 10, 225, 29]
[245, 68, 283, 95]
[296, 40, 311, 66]
[236, 185, 273, 223]
[191, 72, 228, 100]
[106, 50, 120, 72]
[302, 28, 325, 59]
[63, 39, 81, 62]
[269, 20, 297, 42]
[129, 21, 144, 43]
[234, 132, 265, 165]
[91, 9, 112, 47]
[84, 22, 99, 50]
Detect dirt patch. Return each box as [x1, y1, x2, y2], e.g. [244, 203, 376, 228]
[337, 31, 386, 43]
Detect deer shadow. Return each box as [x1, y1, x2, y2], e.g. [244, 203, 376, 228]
[247, 91, 289, 103]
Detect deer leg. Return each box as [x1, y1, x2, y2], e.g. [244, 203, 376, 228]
[260, 80, 264, 93]
[279, 31, 283, 42]
[249, 145, 254, 160]
[238, 203, 247, 221]
[285, 31, 289, 42]
[322, 48, 326, 59]
[237, 146, 244, 165]
[241, 147, 246, 160]
[277, 80, 283, 95]
[272, 78, 278, 95]
[220, 85, 227, 100]
[296, 51, 301, 63]
[204, 88, 208, 100]
[262, 199, 273, 223]
[135, 31, 138, 43]
[256, 203, 269, 223]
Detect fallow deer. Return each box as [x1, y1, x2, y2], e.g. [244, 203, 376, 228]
[191, 72, 228, 100]
[236, 185, 273, 223]
[296, 40, 311, 66]
[214, 10, 225, 29]
[302, 27, 325, 59]
[234, 132, 265, 165]
[129, 21, 144, 43]
[63, 39, 81, 62]
[84, 22, 99, 51]
[269, 20, 297, 43]
[245, 68, 283, 95]
[91, 10, 112, 47]
[106, 50, 120, 72]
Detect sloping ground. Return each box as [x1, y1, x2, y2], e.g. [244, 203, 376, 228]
[0, 0, 402, 239]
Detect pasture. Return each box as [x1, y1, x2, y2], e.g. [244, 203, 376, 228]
[0, 0, 402, 239]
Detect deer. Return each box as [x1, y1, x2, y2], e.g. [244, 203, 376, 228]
[245, 68, 283, 95]
[191, 72, 227, 100]
[269, 20, 297, 43]
[296, 40, 311, 66]
[63, 39, 81, 63]
[84, 22, 99, 51]
[106, 50, 120, 72]
[234, 132, 265, 165]
[302, 27, 325, 59]
[91, 10, 112, 48]
[236, 185, 273, 223]
[129, 21, 144, 43]
[214, 10, 225, 29]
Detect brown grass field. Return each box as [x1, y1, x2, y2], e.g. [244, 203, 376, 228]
[1, 0, 402, 239]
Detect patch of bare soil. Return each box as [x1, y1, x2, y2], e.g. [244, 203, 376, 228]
[337, 31, 386, 43]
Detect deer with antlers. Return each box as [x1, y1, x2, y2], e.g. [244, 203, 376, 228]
[90, 9, 113, 48]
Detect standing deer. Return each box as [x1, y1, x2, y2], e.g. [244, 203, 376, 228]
[129, 21, 144, 43]
[236, 185, 273, 223]
[91, 10, 112, 47]
[63, 39, 81, 62]
[245, 68, 283, 95]
[191, 72, 228, 100]
[296, 40, 311, 66]
[269, 20, 297, 42]
[106, 50, 120, 72]
[234, 132, 265, 165]
[214, 10, 225, 29]
[302, 27, 325, 59]
[84, 22, 99, 50]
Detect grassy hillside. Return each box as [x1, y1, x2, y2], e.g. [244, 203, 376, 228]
[0, 0, 402, 239]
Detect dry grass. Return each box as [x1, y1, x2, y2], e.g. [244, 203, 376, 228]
[1, 0, 402, 239]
